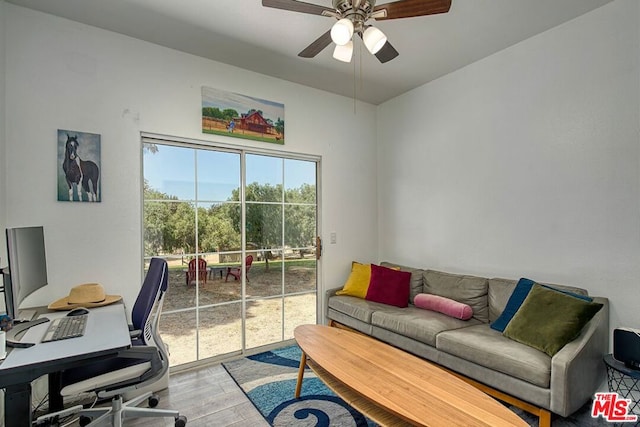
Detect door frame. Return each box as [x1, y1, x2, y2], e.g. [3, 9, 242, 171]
[140, 131, 322, 368]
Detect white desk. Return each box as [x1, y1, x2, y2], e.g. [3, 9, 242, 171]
[0, 304, 131, 427]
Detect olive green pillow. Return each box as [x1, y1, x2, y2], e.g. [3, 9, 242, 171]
[503, 284, 603, 356]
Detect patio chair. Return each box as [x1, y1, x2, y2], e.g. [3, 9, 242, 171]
[185, 257, 207, 286]
[225, 255, 253, 283]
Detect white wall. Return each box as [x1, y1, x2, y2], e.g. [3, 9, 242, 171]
[377, 0, 640, 331]
[3, 4, 379, 316]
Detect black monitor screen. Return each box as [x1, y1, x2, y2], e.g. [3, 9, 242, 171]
[4, 226, 48, 319]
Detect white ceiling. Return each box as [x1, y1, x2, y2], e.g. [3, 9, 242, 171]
[6, 0, 613, 104]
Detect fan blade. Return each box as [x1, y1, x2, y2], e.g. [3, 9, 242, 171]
[298, 30, 333, 58]
[373, 0, 451, 20]
[374, 41, 399, 63]
[262, 0, 334, 16]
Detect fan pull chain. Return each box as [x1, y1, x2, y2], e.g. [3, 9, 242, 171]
[359, 40, 363, 100]
[353, 43, 357, 114]
[352, 38, 364, 114]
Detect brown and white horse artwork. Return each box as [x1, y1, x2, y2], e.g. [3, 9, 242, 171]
[63, 134, 100, 202]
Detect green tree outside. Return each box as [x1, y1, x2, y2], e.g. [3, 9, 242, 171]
[143, 180, 315, 263]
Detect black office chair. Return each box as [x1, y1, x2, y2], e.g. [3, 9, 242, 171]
[36, 257, 186, 427]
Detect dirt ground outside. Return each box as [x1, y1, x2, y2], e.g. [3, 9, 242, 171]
[159, 259, 317, 366]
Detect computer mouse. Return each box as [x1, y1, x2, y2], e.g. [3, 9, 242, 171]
[67, 307, 89, 316]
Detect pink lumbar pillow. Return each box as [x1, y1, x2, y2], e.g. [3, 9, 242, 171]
[414, 293, 473, 320]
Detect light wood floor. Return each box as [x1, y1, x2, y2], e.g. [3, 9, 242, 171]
[64, 364, 269, 427]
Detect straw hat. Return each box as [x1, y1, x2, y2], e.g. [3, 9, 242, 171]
[48, 283, 122, 311]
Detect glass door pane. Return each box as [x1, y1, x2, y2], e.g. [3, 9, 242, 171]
[284, 294, 316, 340]
[245, 203, 283, 299]
[246, 298, 283, 348]
[143, 144, 199, 366]
[244, 154, 284, 348]
[283, 158, 318, 339]
[195, 149, 243, 360]
[144, 143, 243, 365]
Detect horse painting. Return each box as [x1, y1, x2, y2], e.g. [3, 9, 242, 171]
[62, 133, 100, 202]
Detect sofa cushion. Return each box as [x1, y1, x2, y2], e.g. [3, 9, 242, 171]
[365, 264, 411, 308]
[488, 278, 519, 323]
[503, 284, 603, 356]
[423, 270, 489, 323]
[381, 262, 424, 302]
[436, 324, 552, 388]
[335, 262, 371, 299]
[328, 295, 394, 324]
[414, 293, 473, 320]
[371, 306, 481, 347]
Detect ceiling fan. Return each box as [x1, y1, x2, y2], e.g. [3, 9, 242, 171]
[262, 0, 452, 63]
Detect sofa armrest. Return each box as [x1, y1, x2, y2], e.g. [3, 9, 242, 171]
[325, 286, 342, 299]
[550, 297, 609, 417]
[324, 287, 343, 324]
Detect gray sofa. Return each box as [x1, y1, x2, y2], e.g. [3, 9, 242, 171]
[326, 262, 609, 422]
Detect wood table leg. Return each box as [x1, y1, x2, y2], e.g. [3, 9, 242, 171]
[295, 352, 307, 399]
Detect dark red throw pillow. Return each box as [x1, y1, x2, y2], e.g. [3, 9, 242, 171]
[365, 264, 411, 308]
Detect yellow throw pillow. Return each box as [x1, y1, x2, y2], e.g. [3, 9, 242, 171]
[336, 262, 371, 299]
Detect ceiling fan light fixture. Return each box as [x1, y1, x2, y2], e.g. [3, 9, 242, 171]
[363, 26, 387, 54]
[333, 40, 353, 62]
[330, 18, 354, 45]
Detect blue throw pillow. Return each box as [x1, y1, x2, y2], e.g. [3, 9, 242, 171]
[491, 278, 535, 332]
[490, 277, 592, 332]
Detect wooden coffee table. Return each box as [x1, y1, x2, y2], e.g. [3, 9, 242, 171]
[294, 324, 528, 427]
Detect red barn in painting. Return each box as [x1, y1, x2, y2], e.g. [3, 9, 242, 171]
[237, 111, 274, 134]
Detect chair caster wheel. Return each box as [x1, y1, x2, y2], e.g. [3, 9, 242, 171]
[148, 394, 159, 407]
[175, 415, 187, 427]
[79, 415, 92, 427]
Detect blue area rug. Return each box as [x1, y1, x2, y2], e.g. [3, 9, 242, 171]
[223, 345, 607, 426]
[223, 346, 374, 426]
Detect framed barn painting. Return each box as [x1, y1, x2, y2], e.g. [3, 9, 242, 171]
[202, 86, 285, 145]
[57, 129, 101, 202]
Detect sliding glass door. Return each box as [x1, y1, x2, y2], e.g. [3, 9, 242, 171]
[142, 139, 318, 367]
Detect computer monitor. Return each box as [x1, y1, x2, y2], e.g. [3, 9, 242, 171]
[3, 226, 48, 320]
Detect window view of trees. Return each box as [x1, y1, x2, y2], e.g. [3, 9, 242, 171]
[143, 180, 316, 258]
